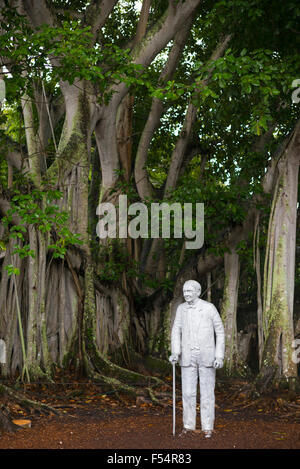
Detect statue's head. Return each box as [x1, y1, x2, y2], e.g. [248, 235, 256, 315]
[183, 280, 201, 303]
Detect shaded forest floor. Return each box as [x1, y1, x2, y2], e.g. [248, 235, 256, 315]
[0, 374, 299, 450]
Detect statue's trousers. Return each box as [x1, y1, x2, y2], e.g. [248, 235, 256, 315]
[181, 350, 216, 431]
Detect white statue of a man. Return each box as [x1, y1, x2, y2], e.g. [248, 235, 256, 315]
[169, 280, 225, 438]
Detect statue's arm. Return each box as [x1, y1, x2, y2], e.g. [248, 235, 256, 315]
[171, 306, 182, 357]
[211, 306, 225, 360]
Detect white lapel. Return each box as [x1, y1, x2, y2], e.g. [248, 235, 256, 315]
[185, 299, 203, 338]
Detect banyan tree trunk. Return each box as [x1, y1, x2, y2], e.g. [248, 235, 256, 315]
[257, 126, 300, 389]
[0, 239, 137, 379]
[0, 84, 134, 380]
[221, 249, 240, 373]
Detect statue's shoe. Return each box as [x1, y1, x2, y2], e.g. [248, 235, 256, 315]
[178, 428, 194, 437]
[203, 430, 213, 438]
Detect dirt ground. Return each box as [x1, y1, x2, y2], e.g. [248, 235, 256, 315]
[0, 404, 299, 450]
[0, 378, 299, 452]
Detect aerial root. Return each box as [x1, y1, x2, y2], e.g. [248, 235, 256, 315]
[2, 383, 60, 414]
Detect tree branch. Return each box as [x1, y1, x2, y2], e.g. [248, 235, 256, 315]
[134, 19, 193, 200]
[164, 100, 197, 196]
[22, 93, 42, 184]
[18, 0, 55, 28]
[95, 1, 203, 197]
[84, 0, 119, 43]
[135, 0, 152, 45]
[164, 34, 232, 196]
[131, 0, 201, 65]
[105, 0, 202, 109]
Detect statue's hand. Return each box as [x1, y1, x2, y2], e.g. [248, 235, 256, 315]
[213, 358, 223, 369]
[169, 354, 179, 364]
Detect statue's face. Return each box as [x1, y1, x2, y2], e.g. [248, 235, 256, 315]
[183, 284, 199, 304]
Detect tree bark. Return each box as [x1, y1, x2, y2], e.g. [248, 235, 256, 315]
[221, 249, 240, 373]
[253, 213, 264, 367]
[134, 19, 193, 200]
[257, 121, 300, 389]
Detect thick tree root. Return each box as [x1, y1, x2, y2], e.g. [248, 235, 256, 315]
[87, 346, 164, 389]
[146, 387, 170, 407]
[91, 373, 140, 400]
[0, 383, 60, 432]
[230, 395, 300, 418]
[90, 374, 171, 408]
[254, 367, 299, 395]
[254, 366, 277, 394]
[217, 378, 300, 420]
[0, 407, 19, 433]
[89, 366, 168, 405]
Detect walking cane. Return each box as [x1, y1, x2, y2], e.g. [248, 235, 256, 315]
[172, 361, 176, 436]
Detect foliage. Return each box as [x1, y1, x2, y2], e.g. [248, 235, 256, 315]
[1, 178, 83, 269]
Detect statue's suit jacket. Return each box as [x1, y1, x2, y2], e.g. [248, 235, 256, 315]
[171, 298, 225, 367]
